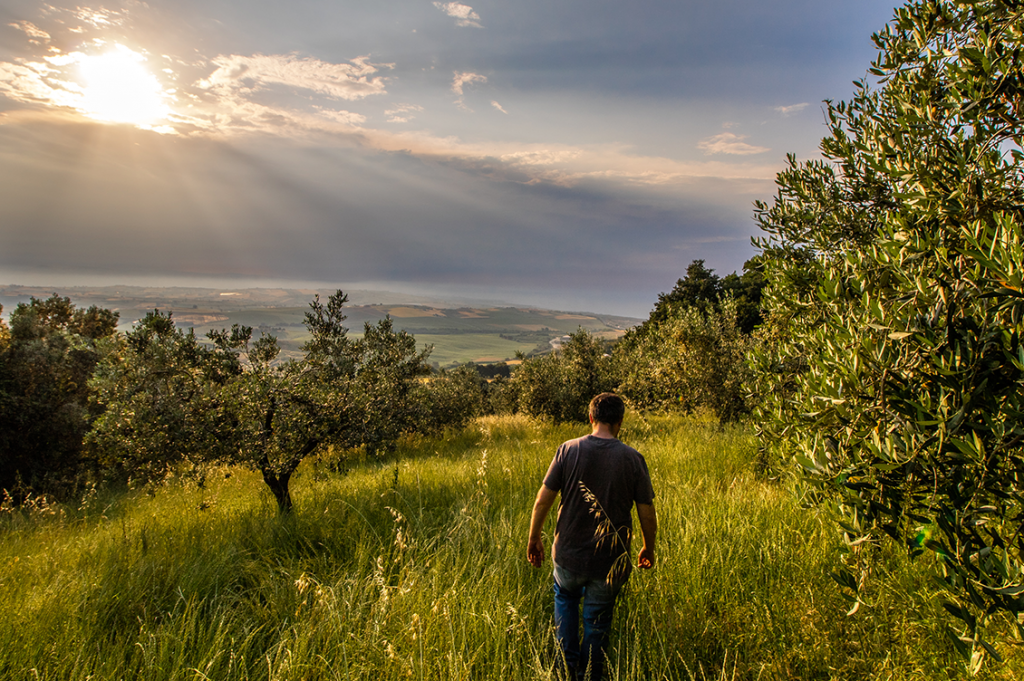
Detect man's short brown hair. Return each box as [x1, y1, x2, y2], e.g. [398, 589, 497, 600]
[589, 392, 625, 425]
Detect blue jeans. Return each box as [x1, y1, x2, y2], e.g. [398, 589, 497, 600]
[552, 565, 628, 681]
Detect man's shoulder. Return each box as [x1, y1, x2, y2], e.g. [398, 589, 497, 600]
[556, 435, 589, 451]
[607, 439, 650, 475]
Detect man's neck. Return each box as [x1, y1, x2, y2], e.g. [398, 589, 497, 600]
[591, 421, 620, 439]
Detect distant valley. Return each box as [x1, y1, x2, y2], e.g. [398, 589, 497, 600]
[0, 285, 641, 367]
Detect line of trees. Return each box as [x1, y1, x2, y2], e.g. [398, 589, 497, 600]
[491, 259, 764, 425]
[1, 292, 484, 513]
[0, 266, 761, 509]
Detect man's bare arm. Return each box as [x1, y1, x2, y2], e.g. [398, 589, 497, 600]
[527, 485, 558, 567]
[636, 502, 657, 569]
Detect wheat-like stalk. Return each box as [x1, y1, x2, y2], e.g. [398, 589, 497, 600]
[579, 481, 633, 584]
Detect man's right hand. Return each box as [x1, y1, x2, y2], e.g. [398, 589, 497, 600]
[637, 545, 655, 569]
[636, 503, 657, 569]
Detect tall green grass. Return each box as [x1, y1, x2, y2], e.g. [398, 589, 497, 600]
[1, 414, 1020, 680]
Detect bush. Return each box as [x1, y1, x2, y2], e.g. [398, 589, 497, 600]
[417, 366, 484, 434]
[0, 296, 118, 496]
[509, 329, 618, 423]
[618, 297, 752, 423]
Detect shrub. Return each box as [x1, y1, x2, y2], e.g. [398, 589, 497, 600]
[417, 366, 484, 434]
[0, 296, 118, 496]
[618, 297, 752, 423]
[509, 329, 618, 423]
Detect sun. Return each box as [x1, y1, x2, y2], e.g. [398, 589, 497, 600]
[76, 44, 170, 127]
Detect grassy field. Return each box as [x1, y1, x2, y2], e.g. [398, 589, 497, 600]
[408, 334, 532, 365]
[2, 414, 1019, 680]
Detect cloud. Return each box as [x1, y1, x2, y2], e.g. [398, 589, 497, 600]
[451, 71, 487, 110]
[198, 54, 391, 101]
[0, 9, 777, 210]
[73, 8, 127, 28]
[433, 2, 483, 28]
[697, 132, 769, 156]
[499, 149, 581, 168]
[0, 35, 390, 136]
[357, 131, 779, 188]
[164, 96, 364, 137]
[0, 54, 773, 195]
[0, 59, 82, 110]
[169, 53, 393, 135]
[313, 108, 367, 126]
[385, 103, 424, 123]
[8, 21, 51, 44]
[0, 75, 775, 188]
[775, 102, 810, 117]
[451, 71, 486, 96]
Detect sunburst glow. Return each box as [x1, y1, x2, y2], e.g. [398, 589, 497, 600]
[77, 45, 170, 127]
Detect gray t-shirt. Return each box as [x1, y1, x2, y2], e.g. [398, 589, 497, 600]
[543, 434, 654, 579]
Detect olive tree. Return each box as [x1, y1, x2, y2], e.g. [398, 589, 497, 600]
[214, 330, 352, 513]
[416, 365, 484, 434]
[89, 291, 431, 513]
[752, 0, 1024, 668]
[224, 294, 430, 511]
[349, 316, 432, 454]
[87, 310, 242, 482]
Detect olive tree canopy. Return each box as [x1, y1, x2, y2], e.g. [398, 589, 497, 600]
[752, 0, 1024, 669]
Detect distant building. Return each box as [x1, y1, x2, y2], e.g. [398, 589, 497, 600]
[549, 335, 571, 350]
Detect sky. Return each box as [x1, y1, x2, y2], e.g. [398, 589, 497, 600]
[0, 0, 902, 317]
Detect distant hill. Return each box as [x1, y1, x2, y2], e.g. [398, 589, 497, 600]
[0, 285, 641, 367]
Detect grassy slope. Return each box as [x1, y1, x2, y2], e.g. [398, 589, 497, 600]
[1, 415, 1019, 680]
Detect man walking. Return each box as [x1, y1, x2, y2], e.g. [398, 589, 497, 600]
[527, 392, 657, 681]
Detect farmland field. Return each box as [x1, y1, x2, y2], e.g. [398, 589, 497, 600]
[0, 284, 639, 366]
